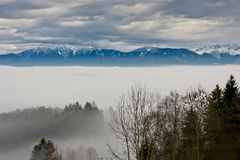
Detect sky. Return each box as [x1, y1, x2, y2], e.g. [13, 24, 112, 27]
[0, 0, 239, 53]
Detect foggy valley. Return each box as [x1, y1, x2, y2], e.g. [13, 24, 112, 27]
[0, 65, 240, 159]
[1, 65, 240, 112]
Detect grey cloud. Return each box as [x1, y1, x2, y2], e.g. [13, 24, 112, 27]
[0, 0, 239, 53]
[164, 0, 240, 19]
[0, 1, 52, 19]
[67, 3, 106, 17]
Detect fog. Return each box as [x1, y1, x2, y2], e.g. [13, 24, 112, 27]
[0, 134, 109, 160]
[0, 102, 109, 160]
[0, 65, 240, 113]
[0, 65, 240, 160]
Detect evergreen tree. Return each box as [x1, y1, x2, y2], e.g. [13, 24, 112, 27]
[84, 102, 93, 112]
[204, 85, 225, 160]
[223, 75, 239, 108]
[205, 75, 240, 159]
[30, 138, 62, 160]
[210, 84, 224, 115]
[222, 75, 240, 159]
[75, 102, 82, 111]
[180, 107, 204, 160]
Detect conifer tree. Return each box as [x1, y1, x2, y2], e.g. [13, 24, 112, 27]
[204, 76, 240, 159]
[223, 75, 239, 108]
[210, 84, 223, 115]
[204, 84, 225, 160]
[180, 107, 200, 160]
[222, 75, 240, 159]
[30, 138, 62, 160]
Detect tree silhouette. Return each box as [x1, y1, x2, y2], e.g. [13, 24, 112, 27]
[30, 138, 62, 160]
[223, 75, 239, 108]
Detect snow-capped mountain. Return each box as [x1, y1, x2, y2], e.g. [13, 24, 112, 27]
[0, 46, 240, 66]
[132, 46, 198, 58]
[191, 44, 240, 56]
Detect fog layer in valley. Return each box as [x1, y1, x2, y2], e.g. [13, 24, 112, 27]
[0, 65, 240, 160]
[0, 65, 240, 112]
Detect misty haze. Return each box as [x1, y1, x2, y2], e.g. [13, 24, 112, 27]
[1, 65, 240, 112]
[1, 65, 240, 159]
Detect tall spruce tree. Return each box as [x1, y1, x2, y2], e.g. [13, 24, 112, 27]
[180, 107, 201, 160]
[204, 84, 225, 160]
[210, 84, 224, 115]
[223, 75, 239, 108]
[204, 75, 240, 160]
[222, 75, 240, 159]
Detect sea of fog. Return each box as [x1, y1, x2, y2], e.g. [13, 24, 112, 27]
[0, 65, 240, 160]
[0, 65, 240, 112]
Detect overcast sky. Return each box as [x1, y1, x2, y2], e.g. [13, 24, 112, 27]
[0, 0, 239, 53]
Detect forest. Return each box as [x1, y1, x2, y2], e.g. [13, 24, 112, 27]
[0, 102, 104, 151]
[107, 75, 240, 160]
[0, 75, 240, 160]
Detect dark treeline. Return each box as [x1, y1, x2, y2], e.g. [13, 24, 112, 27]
[0, 101, 104, 151]
[108, 75, 240, 160]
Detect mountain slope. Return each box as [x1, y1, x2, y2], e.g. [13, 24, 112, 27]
[191, 44, 240, 56]
[0, 46, 239, 66]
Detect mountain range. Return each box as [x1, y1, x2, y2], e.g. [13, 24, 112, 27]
[0, 45, 240, 66]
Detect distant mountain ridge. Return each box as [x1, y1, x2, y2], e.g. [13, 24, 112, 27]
[0, 45, 240, 66]
[191, 43, 240, 55]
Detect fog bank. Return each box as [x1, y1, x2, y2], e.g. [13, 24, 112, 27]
[0, 65, 240, 112]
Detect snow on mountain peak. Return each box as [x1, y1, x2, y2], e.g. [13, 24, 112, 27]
[78, 46, 98, 52]
[142, 46, 159, 51]
[28, 47, 55, 55]
[26, 45, 99, 57]
[136, 46, 158, 52]
[191, 43, 240, 55]
[134, 46, 159, 56]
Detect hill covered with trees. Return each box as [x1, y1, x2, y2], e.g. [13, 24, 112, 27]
[0, 102, 104, 151]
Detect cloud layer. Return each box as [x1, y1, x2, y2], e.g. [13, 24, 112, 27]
[0, 0, 239, 53]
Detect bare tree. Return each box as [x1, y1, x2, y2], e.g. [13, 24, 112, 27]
[108, 84, 209, 160]
[159, 91, 184, 160]
[180, 88, 209, 160]
[108, 83, 160, 160]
